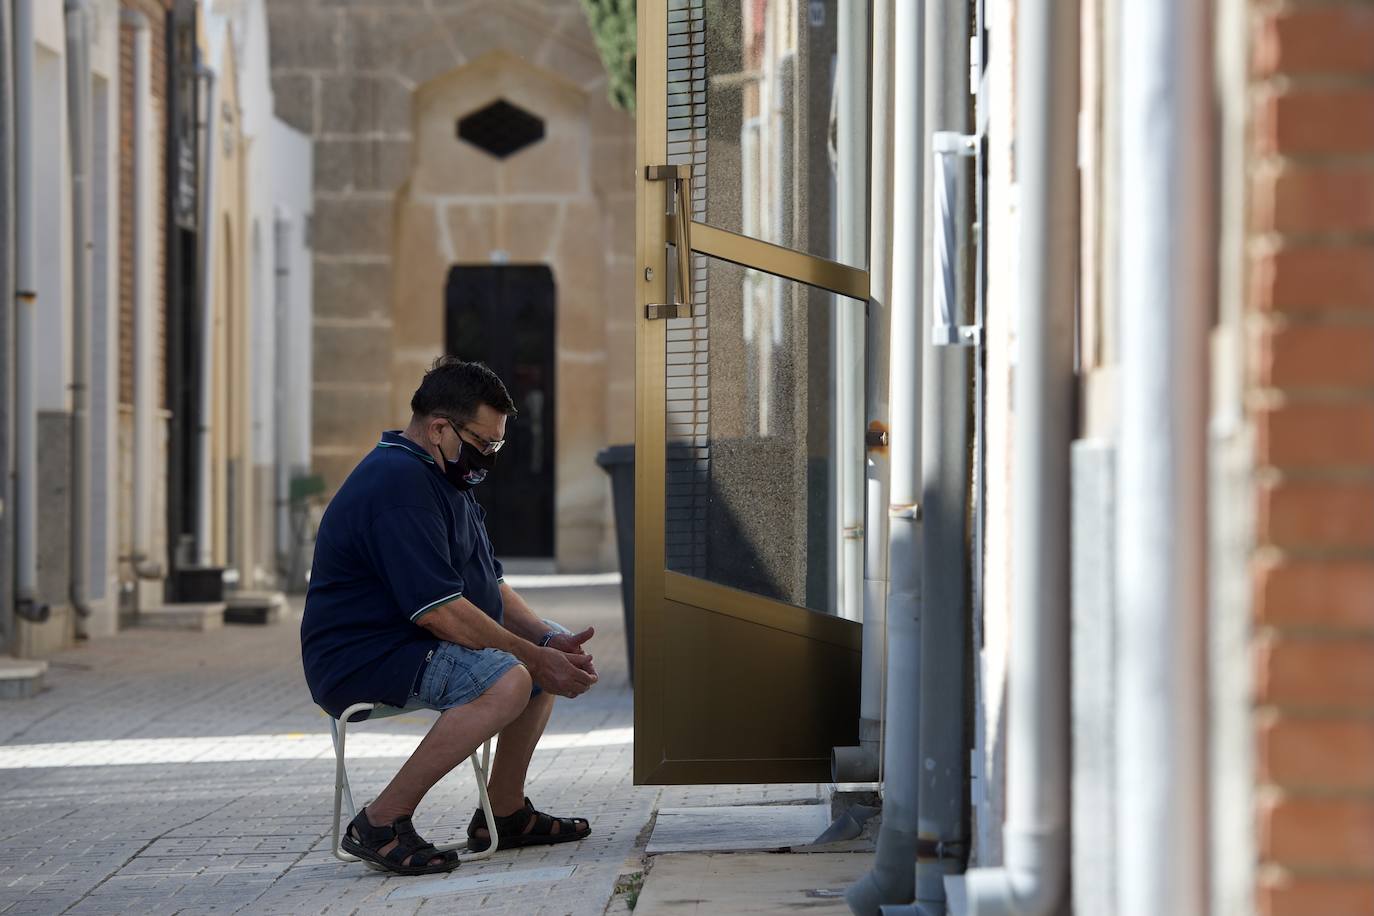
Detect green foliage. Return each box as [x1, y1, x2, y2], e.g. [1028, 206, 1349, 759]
[614, 870, 646, 909]
[580, 0, 637, 115]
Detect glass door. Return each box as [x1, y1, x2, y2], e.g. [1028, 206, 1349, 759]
[635, 0, 870, 784]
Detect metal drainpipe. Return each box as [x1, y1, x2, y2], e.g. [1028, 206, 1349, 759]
[272, 213, 290, 583]
[834, 0, 893, 786]
[838, 0, 867, 629]
[0, 0, 15, 649]
[906, 0, 974, 909]
[194, 65, 218, 568]
[65, 0, 94, 622]
[944, 0, 1077, 911]
[845, 0, 925, 911]
[122, 9, 161, 580]
[1115, 0, 1211, 913]
[13, 0, 46, 624]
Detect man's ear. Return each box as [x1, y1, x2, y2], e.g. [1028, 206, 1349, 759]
[426, 415, 445, 445]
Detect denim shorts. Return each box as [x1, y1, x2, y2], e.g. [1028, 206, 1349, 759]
[407, 642, 524, 711]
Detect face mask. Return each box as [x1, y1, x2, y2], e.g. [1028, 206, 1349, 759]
[437, 432, 497, 490]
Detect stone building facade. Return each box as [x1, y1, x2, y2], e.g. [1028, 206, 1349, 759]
[116, 0, 173, 620]
[118, 0, 169, 411]
[267, 0, 636, 571]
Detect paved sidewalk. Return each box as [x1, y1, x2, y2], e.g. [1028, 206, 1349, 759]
[0, 583, 827, 915]
[0, 587, 648, 916]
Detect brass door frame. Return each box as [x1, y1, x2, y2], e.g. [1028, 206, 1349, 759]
[634, 0, 868, 785]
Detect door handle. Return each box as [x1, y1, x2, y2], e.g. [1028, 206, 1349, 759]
[645, 164, 693, 321]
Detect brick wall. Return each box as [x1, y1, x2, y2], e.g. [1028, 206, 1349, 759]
[117, 0, 171, 410]
[1249, 3, 1374, 913]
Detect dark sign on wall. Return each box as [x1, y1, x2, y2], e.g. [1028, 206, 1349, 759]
[170, 0, 198, 230]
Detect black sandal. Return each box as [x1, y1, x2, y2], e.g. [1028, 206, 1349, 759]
[467, 797, 591, 852]
[340, 807, 461, 875]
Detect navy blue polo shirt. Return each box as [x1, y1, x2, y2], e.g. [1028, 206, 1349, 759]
[301, 431, 505, 717]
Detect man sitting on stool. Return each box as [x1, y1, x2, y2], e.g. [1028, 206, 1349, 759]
[301, 357, 598, 876]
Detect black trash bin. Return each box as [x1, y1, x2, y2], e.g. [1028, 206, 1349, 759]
[595, 444, 634, 680]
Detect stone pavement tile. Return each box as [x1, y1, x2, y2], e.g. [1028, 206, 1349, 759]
[247, 876, 370, 909]
[188, 834, 319, 856]
[0, 885, 87, 914]
[6, 899, 85, 916]
[0, 877, 102, 909]
[141, 837, 217, 857]
[198, 854, 296, 879]
[114, 854, 212, 876]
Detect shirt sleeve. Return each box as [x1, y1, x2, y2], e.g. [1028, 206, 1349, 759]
[365, 505, 469, 622]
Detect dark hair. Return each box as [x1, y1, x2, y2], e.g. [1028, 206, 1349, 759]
[410, 356, 517, 422]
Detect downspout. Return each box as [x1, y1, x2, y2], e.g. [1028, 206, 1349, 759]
[1115, 0, 1211, 913]
[12, 0, 45, 623]
[909, 0, 974, 908]
[945, 0, 1078, 912]
[122, 9, 161, 580]
[194, 64, 217, 567]
[65, 0, 94, 621]
[862, 0, 896, 781]
[833, 0, 892, 786]
[272, 212, 289, 581]
[846, 0, 925, 910]
[836, 0, 867, 627]
[0, 0, 14, 649]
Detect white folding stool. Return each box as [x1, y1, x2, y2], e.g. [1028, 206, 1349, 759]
[328, 702, 498, 864]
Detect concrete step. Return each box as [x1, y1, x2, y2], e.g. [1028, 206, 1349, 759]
[0, 658, 48, 699]
[646, 804, 832, 854]
[224, 591, 287, 625]
[138, 603, 226, 632]
[634, 851, 873, 915]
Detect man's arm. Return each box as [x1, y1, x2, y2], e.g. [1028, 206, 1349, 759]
[499, 581, 553, 644]
[418, 593, 537, 658]
[499, 582, 598, 673]
[416, 596, 596, 697]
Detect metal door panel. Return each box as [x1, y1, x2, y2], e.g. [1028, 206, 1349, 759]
[634, 0, 868, 785]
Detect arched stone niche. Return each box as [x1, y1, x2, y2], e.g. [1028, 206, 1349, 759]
[391, 51, 614, 572]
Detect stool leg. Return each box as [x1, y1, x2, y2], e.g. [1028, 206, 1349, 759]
[331, 704, 373, 863]
[441, 738, 498, 862]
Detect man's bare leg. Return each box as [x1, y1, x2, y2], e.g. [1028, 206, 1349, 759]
[485, 689, 556, 816]
[363, 665, 533, 860]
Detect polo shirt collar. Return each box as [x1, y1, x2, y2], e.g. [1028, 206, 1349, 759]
[377, 430, 436, 464]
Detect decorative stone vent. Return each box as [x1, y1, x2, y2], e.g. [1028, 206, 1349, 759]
[456, 100, 545, 159]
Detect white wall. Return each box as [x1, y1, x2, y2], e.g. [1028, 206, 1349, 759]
[26, 1, 123, 638]
[243, 0, 276, 473]
[205, 0, 276, 472]
[269, 119, 313, 472]
[269, 118, 313, 585]
[201, 0, 312, 586]
[34, 0, 63, 49]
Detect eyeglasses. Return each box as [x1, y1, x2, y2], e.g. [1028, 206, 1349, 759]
[439, 416, 505, 455]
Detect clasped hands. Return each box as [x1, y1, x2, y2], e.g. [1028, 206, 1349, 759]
[529, 626, 598, 698]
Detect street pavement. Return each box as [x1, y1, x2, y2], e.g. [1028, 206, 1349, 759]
[0, 583, 826, 915]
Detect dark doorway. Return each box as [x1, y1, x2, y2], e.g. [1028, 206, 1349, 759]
[445, 265, 556, 558]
